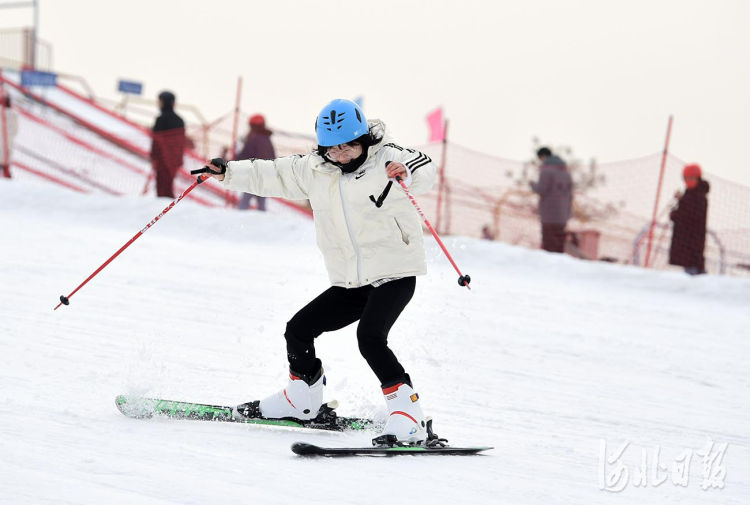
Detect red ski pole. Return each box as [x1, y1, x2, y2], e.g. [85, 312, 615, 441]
[394, 172, 471, 290]
[54, 175, 208, 310]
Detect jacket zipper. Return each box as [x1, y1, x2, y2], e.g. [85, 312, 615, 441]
[394, 217, 409, 245]
[338, 175, 362, 285]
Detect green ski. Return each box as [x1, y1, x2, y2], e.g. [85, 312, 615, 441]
[115, 395, 375, 432]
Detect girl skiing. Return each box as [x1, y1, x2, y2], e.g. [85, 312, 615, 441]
[200, 99, 436, 444]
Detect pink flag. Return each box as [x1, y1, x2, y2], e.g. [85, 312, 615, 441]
[426, 107, 445, 142]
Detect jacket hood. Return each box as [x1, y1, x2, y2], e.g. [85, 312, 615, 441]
[692, 179, 710, 194]
[543, 155, 566, 168]
[158, 91, 176, 110]
[249, 123, 272, 136]
[367, 119, 390, 154]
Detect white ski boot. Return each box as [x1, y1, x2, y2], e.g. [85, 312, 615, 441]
[373, 381, 427, 445]
[254, 367, 326, 421]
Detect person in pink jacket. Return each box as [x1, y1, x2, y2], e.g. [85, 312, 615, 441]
[236, 114, 275, 211]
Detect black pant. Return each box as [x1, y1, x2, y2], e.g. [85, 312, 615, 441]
[541, 223, 566, 253]
[284, 277, 416, 387]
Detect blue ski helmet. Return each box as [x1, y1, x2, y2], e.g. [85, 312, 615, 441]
[315, 99, 369, 147]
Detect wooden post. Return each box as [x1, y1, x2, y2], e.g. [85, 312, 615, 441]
[0, 77, 11, 178]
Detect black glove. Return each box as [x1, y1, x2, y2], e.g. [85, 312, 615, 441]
[191, 158, 227, 175]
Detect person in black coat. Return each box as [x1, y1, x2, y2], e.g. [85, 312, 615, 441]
[669, 164, 709, 275]
[150, 91, 186, 198]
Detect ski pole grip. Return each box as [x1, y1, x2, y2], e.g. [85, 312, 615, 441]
[191, 158, 227, 176]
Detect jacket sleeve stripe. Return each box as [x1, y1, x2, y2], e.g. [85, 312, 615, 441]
[405, 152, 431, 169]
[404, 153, 424, 165]
[409, 158, 432, 173]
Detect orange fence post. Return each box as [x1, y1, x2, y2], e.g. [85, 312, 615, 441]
[644, 115, 673, 268]
[435, 118, 449, 234]
[229, 76, 242, 160]
[227, 76, 243, 206]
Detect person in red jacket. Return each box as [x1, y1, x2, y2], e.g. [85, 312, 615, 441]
[150, 91, 186, 198]
[669, 164, 709, 275]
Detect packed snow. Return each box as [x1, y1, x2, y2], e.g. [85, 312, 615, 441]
[1, 178, 748, 504]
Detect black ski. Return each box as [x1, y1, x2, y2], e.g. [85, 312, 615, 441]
[291, 442, 492, 457]
[292, 418, 492, 456]
[115, 395, 375, 432]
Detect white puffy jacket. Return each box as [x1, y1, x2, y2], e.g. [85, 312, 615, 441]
[220, 120, 436, 288]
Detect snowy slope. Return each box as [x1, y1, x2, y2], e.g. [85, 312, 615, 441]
[1, 178, 748, 505]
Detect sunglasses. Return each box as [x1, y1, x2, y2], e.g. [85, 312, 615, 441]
[325, 141, 361, 160]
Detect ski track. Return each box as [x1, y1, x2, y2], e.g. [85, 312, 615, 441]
[1, 179, 749, 504]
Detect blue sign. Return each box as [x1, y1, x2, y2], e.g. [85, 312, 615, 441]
[118, 79, 143, 95]
[21, 70, 58, 87]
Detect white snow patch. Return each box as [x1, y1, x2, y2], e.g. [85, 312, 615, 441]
[1, 178, 748, 504]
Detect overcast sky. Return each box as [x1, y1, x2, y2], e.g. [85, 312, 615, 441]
[2, 0, 749, 185]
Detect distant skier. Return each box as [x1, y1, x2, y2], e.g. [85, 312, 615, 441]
[530, 147, 573, 253]
[669, 164, 709, 275]
[199, 99, 436, 445]
[235, 114, 275, 211]
[150, 91, 186, 198]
